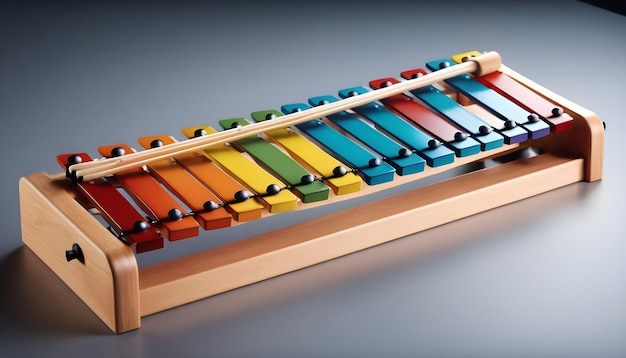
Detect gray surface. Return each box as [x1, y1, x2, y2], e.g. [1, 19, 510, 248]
[1, 1, 625, 357]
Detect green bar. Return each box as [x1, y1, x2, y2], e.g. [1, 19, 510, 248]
[218, 118, 330, 203]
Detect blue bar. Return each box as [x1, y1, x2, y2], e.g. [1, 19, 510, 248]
[426, 58, 550, 142]
[411, 86, 504, 150]
[308, 95, 424, 176]
[367, 78, 482, 158]
[280, 103, 396, 185]
[338, 86, 454, 167]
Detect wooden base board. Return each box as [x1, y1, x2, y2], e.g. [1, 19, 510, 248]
[20, 152, 584, 333]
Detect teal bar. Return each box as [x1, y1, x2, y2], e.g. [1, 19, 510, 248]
[280, 103, 395, 185]
[338, 86, 454, 167]
[308, 95, 424, 176]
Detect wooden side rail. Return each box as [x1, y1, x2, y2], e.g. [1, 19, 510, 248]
[499, 64, 604, 181]
[138, 152, 585, 316]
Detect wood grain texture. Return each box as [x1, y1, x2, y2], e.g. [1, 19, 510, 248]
[499, 65, 604, 181]
[19, 173, 140, 333]
[139, 153, 584, 316]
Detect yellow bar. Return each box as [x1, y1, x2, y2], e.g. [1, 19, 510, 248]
[177, 154, 265, 222]
[265, 128, 362, 195]
[137, 135, 264, 222]
[451, 50, 482, 64]
[182, 126, 298, 214]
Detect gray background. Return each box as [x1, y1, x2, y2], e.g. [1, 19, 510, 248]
[1, 1, 625, 357]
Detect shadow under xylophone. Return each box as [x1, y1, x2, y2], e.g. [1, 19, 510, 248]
[18, 50, 604, 333]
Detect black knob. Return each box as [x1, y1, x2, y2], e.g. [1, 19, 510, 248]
[65, 243, 84, 264]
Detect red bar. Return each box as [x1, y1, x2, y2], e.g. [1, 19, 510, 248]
[369, 77, 466, 142]
[477, 71, 573, 132]
[57, 153, 163, 253]
[97, 144, 200, 241]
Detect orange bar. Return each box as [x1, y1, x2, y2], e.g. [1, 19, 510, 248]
[181, 126, 299, 214]
[98, 144, 199, 241]
[178, 154, 265, 222]
[138, 136, 232, 230]
[139, 136, 264, 222]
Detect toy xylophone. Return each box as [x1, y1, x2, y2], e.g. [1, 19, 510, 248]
[18, 51, 604, 333]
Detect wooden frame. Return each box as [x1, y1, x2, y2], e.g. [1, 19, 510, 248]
[19, 64, 604, 333]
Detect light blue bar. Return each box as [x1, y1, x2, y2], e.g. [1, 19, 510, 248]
[411, 86, 504, 150]
[426, 58, 549, 143]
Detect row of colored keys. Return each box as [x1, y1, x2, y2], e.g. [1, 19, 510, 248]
[59, 50, 573, 253]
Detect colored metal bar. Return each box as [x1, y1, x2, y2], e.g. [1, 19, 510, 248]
[281, 103, 396, 186]
[308, 95, 425, 176]
[56, 153, 163, 253]
[338, 86, 455, 168]
[452, 50, 572, 132]
[181, 126, 299, 214]
[175, 153, 265, 222]
[97, 144, 200, 241]
[426, 58, 550, 141]
[137, 136, 232, 230]
[399, 69, 507, 147]
[369, 78, 481, 157]
[478, 71, 573, 133]
[217, 118, 330, 203]
[250, 109, 362, 196]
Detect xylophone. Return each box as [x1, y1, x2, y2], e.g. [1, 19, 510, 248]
[18, 51, 604, 333]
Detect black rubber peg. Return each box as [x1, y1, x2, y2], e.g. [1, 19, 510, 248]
[194, 128, 207, 137]
[398, 148, 411, 158]
[454, 132, 467, 142]
[110, 147, 126, 157]
[234, 190, 250, 202]
[333, 166, 348, 177]
[150, 139, 163, 148]
[203, 200, 219, 212]
[527, 113, 540, 123]
[368, 158, 382, 167]
[167, 208, 183, 221]
[300, 174, 315, 185]
[65, 243, 85, 264]
[504, 120, 517, 130]
[266, 184, 281, 196]
[67, 155, 82, 165]
[428, 139, 441, 149]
